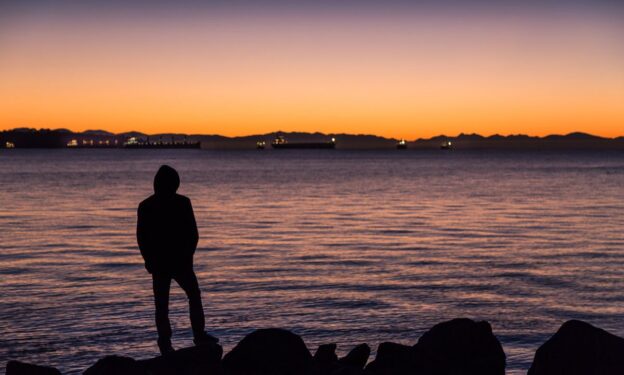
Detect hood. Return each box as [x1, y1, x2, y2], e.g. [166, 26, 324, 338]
[153, 165, 180, 195]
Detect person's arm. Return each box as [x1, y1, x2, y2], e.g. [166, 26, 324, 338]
[186, 198, 199, 254]
[137, 203, 154, 272]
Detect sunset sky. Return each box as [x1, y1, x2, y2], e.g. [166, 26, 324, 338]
[1, 0, 623, 139]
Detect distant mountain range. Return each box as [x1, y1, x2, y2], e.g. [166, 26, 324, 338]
[1, 127, 623, 150]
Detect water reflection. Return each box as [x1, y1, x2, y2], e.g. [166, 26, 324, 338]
[0, 149, 623, 374]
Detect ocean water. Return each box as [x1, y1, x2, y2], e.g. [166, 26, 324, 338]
[1, 149, 624, 374]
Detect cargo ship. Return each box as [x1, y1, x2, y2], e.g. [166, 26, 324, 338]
[271, 135, 336, 149]
[123, 137, 200, 149]
[67, 139, 119, 148]
[396, 139, 407, 149]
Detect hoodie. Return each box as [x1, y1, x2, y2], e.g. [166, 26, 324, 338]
[137, 165, 199, 274]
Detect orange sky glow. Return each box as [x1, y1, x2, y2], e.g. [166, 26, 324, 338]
[1, 6, 623, 139]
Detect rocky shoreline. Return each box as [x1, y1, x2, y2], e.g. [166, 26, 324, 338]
[6, 318, 624, 375]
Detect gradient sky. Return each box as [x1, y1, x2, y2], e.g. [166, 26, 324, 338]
[1, 0, 623, 138]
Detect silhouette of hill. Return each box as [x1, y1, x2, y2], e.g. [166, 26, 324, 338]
[82, 129, 115, 136]
[1, 128, 623, 150]
[119, 131, 148, 138]
[411, 132, 622, 150]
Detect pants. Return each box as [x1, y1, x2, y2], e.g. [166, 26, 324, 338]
[152, 269, 205, 344]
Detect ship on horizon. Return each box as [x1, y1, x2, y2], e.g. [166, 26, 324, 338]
[63, 136, 200, 149]
[440, 140, 453, 150]
[271, 135, 336, 149]
[122, 136, 200, 149]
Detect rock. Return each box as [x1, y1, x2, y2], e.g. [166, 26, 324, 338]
[528, 320, 624, 375]
[313, 343, 338, 373]
[222, 328, 313, 375]
[4, 319, 507, 375]
[139, 344, 223, 375]
[83, 355, 143, 375]
[338, 344, 370, 369]
[414, 318, 506, 375]
[330, 366, 367, 375]
[314, 344, 338, 363]
[6, 361, 62, 375]
[365, 342, 415, 375]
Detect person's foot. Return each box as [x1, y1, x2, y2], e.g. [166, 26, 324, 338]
[158, 339, 175, 355]
[193, 331, 219, 346]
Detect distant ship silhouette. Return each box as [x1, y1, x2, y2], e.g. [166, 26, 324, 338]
[123, 137, 200, 149]
[270, 135, 336, 149]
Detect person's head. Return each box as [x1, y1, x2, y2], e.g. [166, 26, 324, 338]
[153, 165, 180, 195]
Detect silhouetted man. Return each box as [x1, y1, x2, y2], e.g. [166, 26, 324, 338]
[137, 165, 218, 354]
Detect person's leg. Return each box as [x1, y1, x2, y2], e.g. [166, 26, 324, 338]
[174, 269, 219, 344]
[174, 269, 206, 337]
[152, 273, 174, 353]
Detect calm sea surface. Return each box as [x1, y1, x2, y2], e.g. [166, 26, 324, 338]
[1, 149, 624, 374]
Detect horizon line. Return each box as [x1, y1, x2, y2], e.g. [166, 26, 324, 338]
[3, 127, 624, 141]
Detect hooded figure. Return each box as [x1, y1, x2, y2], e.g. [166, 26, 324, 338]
[138, 165, 197, 273]
[137, 165, 217, 354]
[153, 164, 180, 196]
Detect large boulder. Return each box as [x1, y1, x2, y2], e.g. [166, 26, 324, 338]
[322, 344, 371, 375]
[528, 320, 624, 375]
[83, 355, 143, 375]
[413, 318, 506, 375]
[314, 344, 338, 363]
[222, 328, 313, 375]
[139, 344, 223, 375]
[365, 342, 416, 375]
[313, 343, 338, 373]
[6, 361, 62, 375]
[338, 344, 370, 370]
